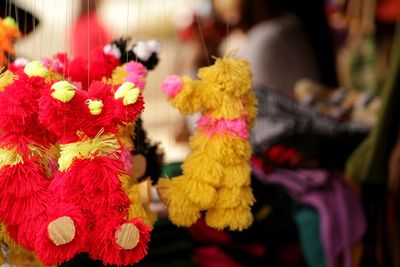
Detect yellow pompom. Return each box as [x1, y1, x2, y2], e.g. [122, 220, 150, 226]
[206, 206, 253, 231]
[198, 57, 252, 97]
[122, 177, 157, 226]
[87, 99, 104, 115]
[111, 65, 128, 84]
[157, 178, 201, 227]
[213, 186, 255, 209]
[171, 176, 216, 210]
[182, 150, 224, 187]
[123, 87, 140, 105]
[114, 82, 140, 105]
[115, 82, 135, 99]
[24, 60, 48, 78]
[51, 81, 76, 103]
[3, 17, 18, 29]
[0, 147, 23, 168]
[222, 162, 251, 187]
[0, 69, 15, 91]
[170, 77, 203, 115]
[190, 134, 252, 164]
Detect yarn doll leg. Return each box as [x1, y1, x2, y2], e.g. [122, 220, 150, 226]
[158, 146, 224, 227]
[158, 176, 202, 227]
[123, 179, 157, 226]
[35, 170, 88, 266]
[69, 156, 151, 265]
[206, 162, 255, 231]
[87, 189, 151, 265]
[0, 157, 51, 251]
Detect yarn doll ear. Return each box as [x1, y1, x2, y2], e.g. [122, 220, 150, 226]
[103, 38, 130, 63]
[109, 38, 132, 64]
[128, 40, 162, 70]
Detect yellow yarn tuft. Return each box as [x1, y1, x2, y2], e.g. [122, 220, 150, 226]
[24, 60, 48, 78]
[190, 133, 252, 164]
[114, 82, 140, 105]
[51, 81, 76, 103]
[222, 162, 251, 187]
[0, 223, 46, 267]
[3, 17, 18, 29]
[0, 70, 14, 91]
[213, 186, 255, 209]
[58, 129, 120, 171]
[111, 65, 128, 84]
[171, 176, 216, 210]
[159, 178, 201, 227]
[0, 146, 23, 168]
[123, 88, 140, 106]
[169, 77, 202, 115]
[206, 206, 253, 231]
[181, 150, 224, 187]
[198, 57, 252, 97]
[120, 175, 157, 226]
[118, 122, 135, 150]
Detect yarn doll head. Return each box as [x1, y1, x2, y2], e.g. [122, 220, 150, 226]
[198, 56, 252, 97]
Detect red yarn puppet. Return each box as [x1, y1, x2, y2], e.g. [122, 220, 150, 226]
[36, 79, 150, 265]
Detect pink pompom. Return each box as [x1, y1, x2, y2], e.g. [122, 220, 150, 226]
[125, 62, 148, 78]
[161, 75, 183, 98]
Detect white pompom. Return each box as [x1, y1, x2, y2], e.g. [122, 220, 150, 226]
[133, 41, 152, 61]
[13, 57, 29, 66]
[103, 43, 122, 59]
[146, 40, 162, 54]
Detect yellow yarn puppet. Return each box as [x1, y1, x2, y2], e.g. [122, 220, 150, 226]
[158, 56, 258, 230]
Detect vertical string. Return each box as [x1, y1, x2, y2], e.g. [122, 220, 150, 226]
[163, 0, 172, 159]
[23, 3, 27, 36]
[126, 0, 131, 152]
[32, 0, 36, 59]
[87, 0, 90, 87]
[40, 0, 45, 58]
[195, 15, 210, 65]
[134, 0, 142, 153]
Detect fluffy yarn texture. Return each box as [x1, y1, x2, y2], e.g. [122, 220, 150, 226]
[158, 56, 258, 231]
[0, 67, 56, 265]
[36, 80, 151, 266]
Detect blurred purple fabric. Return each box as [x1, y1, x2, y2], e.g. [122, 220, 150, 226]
[253, 167, 366, 267]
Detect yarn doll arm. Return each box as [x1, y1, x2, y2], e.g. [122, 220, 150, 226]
[161, 75, 203, 115]
[112, 81, 145, 124]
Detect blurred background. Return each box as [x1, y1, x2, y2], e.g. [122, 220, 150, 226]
[1, 0, 400, 266]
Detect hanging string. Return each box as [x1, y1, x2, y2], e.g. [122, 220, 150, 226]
[23, 2, 27, 36]
[195, 14, 210, 66]
[162, 0, 172, 159]
[32, 0, 36, 60]
[87, 0, 90, 88]
[135, 0, 143, 154]
[40, 0, 45, 58]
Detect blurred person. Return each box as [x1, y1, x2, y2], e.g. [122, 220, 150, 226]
[72, 0, 110, 60]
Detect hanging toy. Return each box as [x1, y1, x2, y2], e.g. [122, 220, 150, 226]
[128, 40, 162, 70]
[0, 62, 57, 258]
[0, 17, 21, 67]
[158, 56, 258, 231]
[110, 42, 162, 227]
[36, 80, 150, 266]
